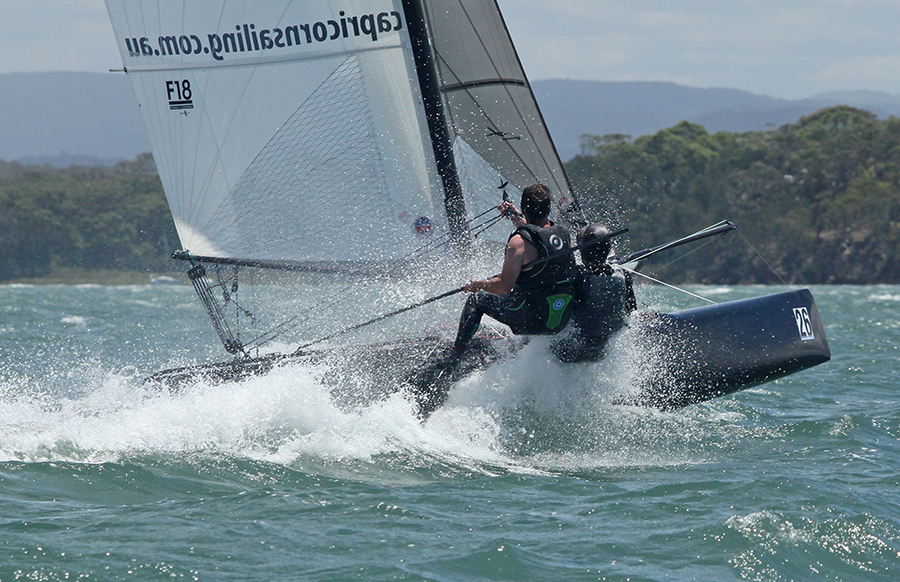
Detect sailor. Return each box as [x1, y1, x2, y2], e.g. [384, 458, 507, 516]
[453, 183, 579, 352]
[552, 222, 637, 362]
[411, 184, 579, 416]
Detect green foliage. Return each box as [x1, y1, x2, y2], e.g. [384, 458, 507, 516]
[567, 106, 900, 284]
[0, 153, 178, 281]
[5, 105, 899, 284]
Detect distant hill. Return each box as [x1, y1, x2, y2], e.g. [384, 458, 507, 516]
[531, 80, 900, 160]
[3, 72, 900, 165]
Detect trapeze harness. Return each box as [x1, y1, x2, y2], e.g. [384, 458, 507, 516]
[453, 223, 579, 351]
[551, 263, 637, 362]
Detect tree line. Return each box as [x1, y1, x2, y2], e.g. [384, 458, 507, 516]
[1, 105, 898, 284]
[0, 153, 177, 280]
[567, 105, 900, 284]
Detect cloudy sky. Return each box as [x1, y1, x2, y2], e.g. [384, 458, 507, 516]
[2, 0, 899, 100]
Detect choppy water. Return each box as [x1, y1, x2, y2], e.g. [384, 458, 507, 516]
[0, 283, 897, 581]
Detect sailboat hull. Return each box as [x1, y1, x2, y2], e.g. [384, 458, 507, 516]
[147, 290, 830, 414]
[619, 289, 830, 409]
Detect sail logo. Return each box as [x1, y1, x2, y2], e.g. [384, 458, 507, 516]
[793, 307, 815, 340]
[122, 11, 404, 63]
[413, 216, 433, 235]
[167, 80, 193, 111]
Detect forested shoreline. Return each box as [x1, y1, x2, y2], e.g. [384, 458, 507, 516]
[0, 153, 178, 281]
[2, 105, 899, 284]
[569, 105, 900, 284]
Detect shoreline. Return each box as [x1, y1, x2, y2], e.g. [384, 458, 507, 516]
[0, 268, 184, 286]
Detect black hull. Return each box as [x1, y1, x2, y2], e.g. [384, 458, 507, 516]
[619, 288, 830, 409]
[147, 290, 830, 414]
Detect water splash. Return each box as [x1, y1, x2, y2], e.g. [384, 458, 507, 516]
[0, 331, 751, 479]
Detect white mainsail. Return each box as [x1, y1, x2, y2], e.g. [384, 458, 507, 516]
[105, 0, 573, 265]
[105, 1, 446, 263]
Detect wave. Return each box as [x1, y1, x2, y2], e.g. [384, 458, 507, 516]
[870, 293, 900, 302]
[0, 333, 775, 483]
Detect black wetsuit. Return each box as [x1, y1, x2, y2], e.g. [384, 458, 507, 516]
[552, 263, 636, 362]
[453, 223, 578, 351]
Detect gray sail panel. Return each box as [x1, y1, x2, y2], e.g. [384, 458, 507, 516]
[424, 0, 572, 203]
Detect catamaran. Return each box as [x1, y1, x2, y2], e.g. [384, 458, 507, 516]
[104, 0, 830, 414]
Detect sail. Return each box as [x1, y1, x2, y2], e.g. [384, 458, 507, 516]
[423, 0, 575, 218]
[105, 0, 573, 264]
[105, 1, 448, 263]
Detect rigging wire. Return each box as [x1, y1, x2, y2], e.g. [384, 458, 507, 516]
[614, 221, 737, 305]
[407, 204, 502, 259]
[655, 232, 733, 270]
[234, 201, 514, 351]
[736, 230, 791, 287]
[471, 213, 507, 238]
[643, 225, 790, 291]
[618, 220, 792, 305]
[619, 266, 717, 305]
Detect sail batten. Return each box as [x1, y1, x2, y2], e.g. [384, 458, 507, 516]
[442, 79, 527, 93]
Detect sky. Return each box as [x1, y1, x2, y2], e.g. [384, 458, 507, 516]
[2, 0, 900, 100]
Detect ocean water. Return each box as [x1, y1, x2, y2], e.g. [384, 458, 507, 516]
[0, 282, 897, 581]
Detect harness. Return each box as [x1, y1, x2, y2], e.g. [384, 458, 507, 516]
[510, 223, 578, 331]
[512, 223, 578, 292]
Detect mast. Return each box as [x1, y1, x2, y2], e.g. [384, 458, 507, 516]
[401, 0, 472, 254]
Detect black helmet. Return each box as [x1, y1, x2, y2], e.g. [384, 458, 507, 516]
[577, 223, 612, 264]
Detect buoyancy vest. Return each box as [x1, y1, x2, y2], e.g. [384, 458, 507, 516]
[512, 223, 578, 292]
[572, 265, 635, 338]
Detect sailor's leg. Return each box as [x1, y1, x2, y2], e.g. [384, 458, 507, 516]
[453, 291, 508, 351]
